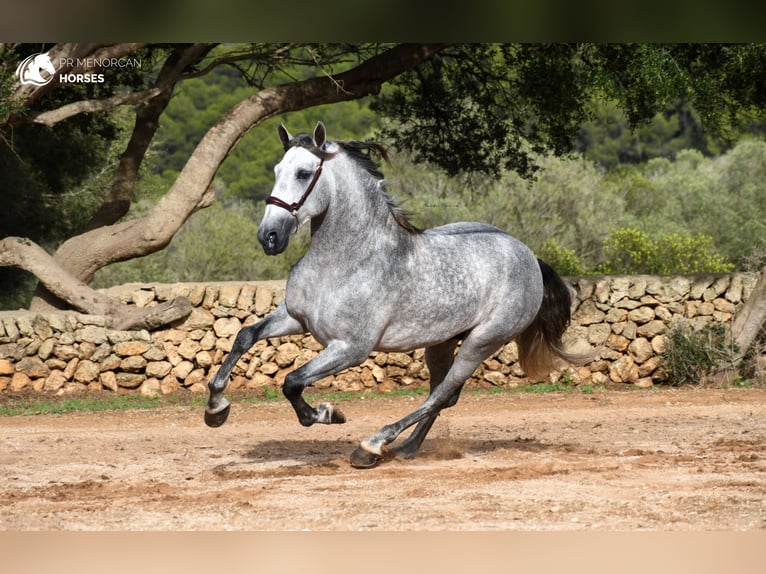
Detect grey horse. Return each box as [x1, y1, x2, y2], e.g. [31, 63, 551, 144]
[205, 121, 584, 468]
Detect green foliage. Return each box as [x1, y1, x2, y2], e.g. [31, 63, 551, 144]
[538, 239, 583, 276]
[151, 60, 378, 203]
[92, 199, 308, 287]
[596, 227, 734, 275]
[661, 324, 738, 386]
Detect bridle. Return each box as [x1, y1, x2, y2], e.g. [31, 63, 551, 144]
[265, 158, 325, 217]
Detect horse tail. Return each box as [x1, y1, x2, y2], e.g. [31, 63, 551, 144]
[515, 259, 587, 380]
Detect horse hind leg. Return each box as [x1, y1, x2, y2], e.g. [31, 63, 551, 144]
[389, 338, 459, 460]
[351, 333, 497, 469]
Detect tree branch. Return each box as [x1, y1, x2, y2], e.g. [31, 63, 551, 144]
[0, 237, 191, 330]
[27, 88, 162, 127]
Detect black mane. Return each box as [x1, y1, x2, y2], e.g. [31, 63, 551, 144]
[286, 135, 420, 234]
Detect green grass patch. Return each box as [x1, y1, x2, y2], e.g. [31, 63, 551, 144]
[0, 393, 197, 417]
[0, 379, 595, 417]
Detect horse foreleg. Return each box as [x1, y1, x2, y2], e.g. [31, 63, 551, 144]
[205, 304, 304, 428]
[282, 340, 370, 427]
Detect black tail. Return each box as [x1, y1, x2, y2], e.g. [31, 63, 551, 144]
[516, 259, 588, 380]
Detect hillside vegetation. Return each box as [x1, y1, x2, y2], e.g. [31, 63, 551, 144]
[93, 96, 766, 287]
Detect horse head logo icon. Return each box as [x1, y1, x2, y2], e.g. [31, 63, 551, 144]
[16, 53, 56, 87]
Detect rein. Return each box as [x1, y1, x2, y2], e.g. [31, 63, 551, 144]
[265, 159, 325, 216]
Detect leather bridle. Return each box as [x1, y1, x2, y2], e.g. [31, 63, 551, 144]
[265, 159, 325, 217]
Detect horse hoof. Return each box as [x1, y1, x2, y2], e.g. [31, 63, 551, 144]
[204, 404, 230, 428]
[350, 446, 382, 469]
[316, 402, 346, 424]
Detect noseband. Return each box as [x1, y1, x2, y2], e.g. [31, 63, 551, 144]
[265, 159, 325, 217]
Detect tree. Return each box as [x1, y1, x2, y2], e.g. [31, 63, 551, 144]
[0, 42, 446, 329]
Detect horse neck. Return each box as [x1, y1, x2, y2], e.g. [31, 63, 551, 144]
[308, 161, 410, 259]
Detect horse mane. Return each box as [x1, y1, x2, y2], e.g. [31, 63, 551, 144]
[285, 135, 421, 234]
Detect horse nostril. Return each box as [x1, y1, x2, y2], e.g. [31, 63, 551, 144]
[267, 231, 278, 246]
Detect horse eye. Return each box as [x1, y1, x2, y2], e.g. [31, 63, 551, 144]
[296, 169, 312, 181]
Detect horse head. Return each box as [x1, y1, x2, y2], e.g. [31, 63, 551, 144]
[258, 122, 330, 255]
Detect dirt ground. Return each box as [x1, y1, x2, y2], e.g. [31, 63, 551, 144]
[1, 386, 765, 531]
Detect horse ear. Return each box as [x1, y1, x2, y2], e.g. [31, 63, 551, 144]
[277, 124, 292, 150]
[313, 121, 326, 148]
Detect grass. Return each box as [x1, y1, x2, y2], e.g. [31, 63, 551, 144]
[0, 379, 599, 417]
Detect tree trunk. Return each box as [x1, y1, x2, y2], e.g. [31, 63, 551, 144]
[731, 266, 766, 360]
[0, 237, 191, 330]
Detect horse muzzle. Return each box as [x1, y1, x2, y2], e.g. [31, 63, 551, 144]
[257, 217, 294, 256]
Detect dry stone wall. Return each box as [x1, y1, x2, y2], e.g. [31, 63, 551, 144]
[0, 273, 760, 397]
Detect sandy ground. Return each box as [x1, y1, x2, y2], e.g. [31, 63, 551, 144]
[1, 386, 765, 531]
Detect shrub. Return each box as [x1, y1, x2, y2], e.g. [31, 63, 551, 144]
[538, 238, 583, 276]
[596, 227, 734, 275]
[661, 323, 739, 386]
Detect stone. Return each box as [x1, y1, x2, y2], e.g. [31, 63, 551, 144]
[100, 371, 118, 392]
[195, 351, 213, 368]
[275, 342, 300, 368]
[77, 325, 109, 345]
[100, 354, 122, 372]
[180, 307, 215, 330]
[483, 371, 507, 386]
[604, 307, 627, 323]
[44, 370, 67, 392]
[139, 378, 161, 397]
[15, 356, 50, 378]
[586, 324, 611, 346]
[213, 317, 241, 338]
[120, 356, 147, 373]
[573, 300, 606, 325]
[713, 298, 735, 314]
[146, 361, 172, 378]
[113, 340, 152, 357]
[78, 341, 97, 360]
[54, 344, 80, 361]
[177, 338, 200, 360]
[607, 333, 630, 352]
[609, 356, 639, 384]
[172, 360, 195, 380]
[627, 306, 655, 324]
[218, 284, 241, 307]
[0, 358, 14, 375]
[236, 284, 256, 310]
[31, 315, 53, 340]
[651, 335, 668, 354]
[143, 347, 166, 361]
[116, 372, 145, 389]
[628, 337, 654, 363]
[89, 342, 112, 363]
[183, 368, 207, 388]
[636, 320, 665, 338]
[254, 285, 274, 316]
[387, 352, 413, 367]
[725, 275, 744, 304]
[638, 356, 662, 377]
[10, 372, 31, 391]
[63, 358, 79, 379]
[160, 375, 180, 395]
[132, 289, 156, 308]
[73, 360, 100, 383]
